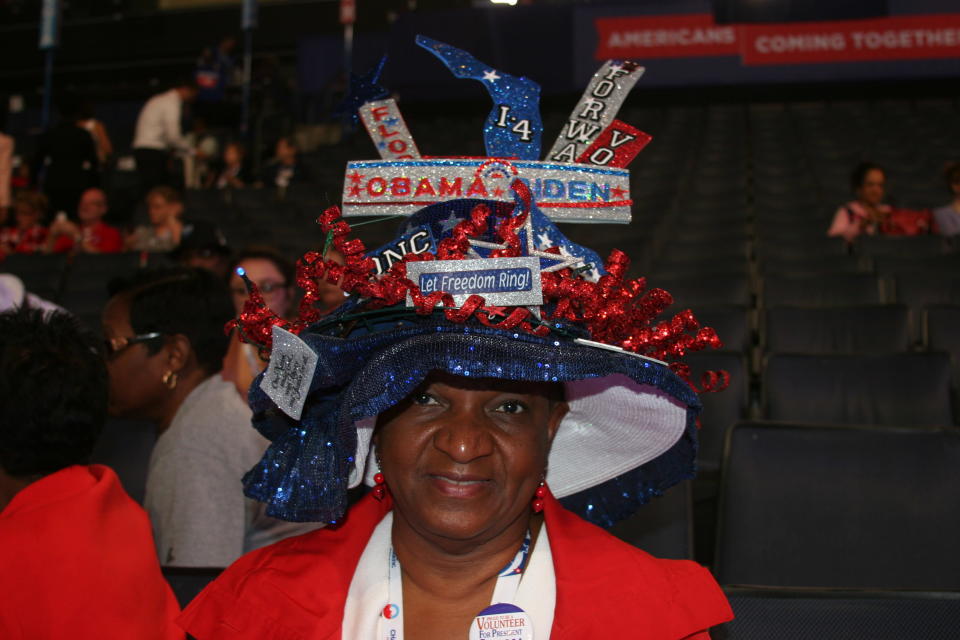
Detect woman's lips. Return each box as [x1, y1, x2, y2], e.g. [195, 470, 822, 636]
[428, 473, 491, 498]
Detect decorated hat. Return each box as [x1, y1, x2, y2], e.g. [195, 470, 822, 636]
[232, 38, 726, 527]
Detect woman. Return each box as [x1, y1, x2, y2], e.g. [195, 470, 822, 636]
[209, 142, 252, 190]
[933, 162, 960, 237]
[103, 267, 314, 567]
[0, 191, 49, 256]
[178, 196, 733, 638]
[222, 247, 297, 397]
[126, 186, 184, 252]
[827, 162, 891, 242]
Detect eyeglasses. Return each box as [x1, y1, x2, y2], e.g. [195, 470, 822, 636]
[231, 281, 287, 297]
[103, 332, 163, 359]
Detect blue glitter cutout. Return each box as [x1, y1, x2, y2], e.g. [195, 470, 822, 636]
[416, 35, 542, 160]
[337, 56, 389, 125]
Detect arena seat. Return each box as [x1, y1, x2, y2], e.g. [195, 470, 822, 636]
[895, 272, 960, 309]
[762, 305, 912, 353]
[761, 274, 886, 306]
[874, 253, 960, 275]
[609, 480, 693, 560]
[715, 587, 960, 640]
[162, 567, 224, 608]
[694, 305, 752, 354]
[714, 421, 960, 588]
[762, 352, 954, 426]
[89, 418, 157, 505]
[1, 253, 69, 302]
[756, 255, 868, 277]
[685, 351, 749, 473]
[650, 274, 751, 307]
[854, 234, 948, 257]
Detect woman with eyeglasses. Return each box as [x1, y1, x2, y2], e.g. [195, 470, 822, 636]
[222, 247, 296, 398]
[102, 267, 315, 568]
[223, 245, 346, 398]
[933, 162, 960, 237]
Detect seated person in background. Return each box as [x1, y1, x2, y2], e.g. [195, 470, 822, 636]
[259, 136, 310, 189]
[173, 220, 232, 279]
[0, 191, 49, 256]
[126, 185, 184, 252]
[47, 187, 122, 254]
[183, 118, 219, 190]
[933, 162, 960, 237]
[0, 307, 181, 639]
[222, 246, 296, 397]
[102, 267, 317, 567]
[208, 142, 252, 190]
[828, 162, 891, 242]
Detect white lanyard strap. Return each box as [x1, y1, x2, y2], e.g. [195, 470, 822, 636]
[381, 530, 533, 640]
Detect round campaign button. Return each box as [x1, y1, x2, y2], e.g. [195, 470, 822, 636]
[469, 603, 534, 640]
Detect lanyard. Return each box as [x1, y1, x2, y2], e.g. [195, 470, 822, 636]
[380, 529, 533, 640]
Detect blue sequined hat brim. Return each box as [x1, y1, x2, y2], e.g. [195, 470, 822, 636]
[244, 319, 701, 525]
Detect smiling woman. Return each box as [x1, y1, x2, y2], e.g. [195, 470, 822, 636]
[178, 196, 733, 640]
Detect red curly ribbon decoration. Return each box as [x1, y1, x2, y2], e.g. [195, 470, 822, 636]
[231, 190, 728, 394]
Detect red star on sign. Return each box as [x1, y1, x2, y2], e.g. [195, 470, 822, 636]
[611, 186, 628, 200]
[482, 306, 508, 318]
[347, 185, 362, 197]
[347, 171, 364, 184]
[492, 187, 505, 198]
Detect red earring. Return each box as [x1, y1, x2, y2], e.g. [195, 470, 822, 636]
[372, 472, 387, 501]
[531, 478, 547, 513]
[372, 457, 387, 501]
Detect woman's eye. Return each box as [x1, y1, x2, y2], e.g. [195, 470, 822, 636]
[413, 393, 439, 406]
[496, 400, 526, 414]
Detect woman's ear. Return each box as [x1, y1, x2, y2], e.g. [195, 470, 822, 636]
[546, 401, 568, 445]
[164, 334, 192, 373]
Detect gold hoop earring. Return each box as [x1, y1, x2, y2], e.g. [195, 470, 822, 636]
[161, 370, 178, 390]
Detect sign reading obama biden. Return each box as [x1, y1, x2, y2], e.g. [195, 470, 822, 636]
[341, 158, 633, 223]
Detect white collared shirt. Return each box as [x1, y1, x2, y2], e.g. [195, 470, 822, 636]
[133, 89, 188, 152]
[343, 511, 556, 639]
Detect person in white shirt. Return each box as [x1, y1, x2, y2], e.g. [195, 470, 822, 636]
[132, 83, 198, 194]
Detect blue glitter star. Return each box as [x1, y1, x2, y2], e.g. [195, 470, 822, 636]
[438, 213, 461, 233]
[382, 116, 400, 127]
[336, 56, 389, 124]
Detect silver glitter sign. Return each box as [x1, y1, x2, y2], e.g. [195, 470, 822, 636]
[547, 61, 645, 163]
[406, 257, 543, 307]
[359, 98, 421, 160]
[261, 326, 318, 420]
[341, 158, 631, 223]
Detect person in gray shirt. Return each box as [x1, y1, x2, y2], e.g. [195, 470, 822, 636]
[102, 267, 317, 567]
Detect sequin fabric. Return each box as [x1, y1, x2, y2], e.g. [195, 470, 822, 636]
[244, 317, 700, 524]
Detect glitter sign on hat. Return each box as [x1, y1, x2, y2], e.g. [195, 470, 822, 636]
[340, 36, 650, 225]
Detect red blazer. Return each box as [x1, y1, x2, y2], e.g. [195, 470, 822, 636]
[179, 491, 732, 639]
[0, 465, 182, 639]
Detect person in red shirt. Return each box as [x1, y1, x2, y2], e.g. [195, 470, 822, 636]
[47, 187, 123, 254]
[0, 191, 49, 256]
[0, 307, 183, 639]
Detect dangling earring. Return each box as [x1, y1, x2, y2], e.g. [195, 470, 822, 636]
[372, 456, 387, 501]
[531, 475, 547, 513]
[161, 370, 178, 390]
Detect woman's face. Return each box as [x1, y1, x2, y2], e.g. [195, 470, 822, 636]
[857, 169, 886, 207]
[230, 257, 292, 317]
[14, 203, 40, 229]
[375, 372, 567, 544]
[224, 145, 243, 166]
[101, 295, 169, 419]
[147, 195, 182, 226]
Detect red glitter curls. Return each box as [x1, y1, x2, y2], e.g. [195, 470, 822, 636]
[230, 180, 727, 393]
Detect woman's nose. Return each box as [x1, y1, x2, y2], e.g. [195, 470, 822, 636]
[432, 410, 494, 463]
